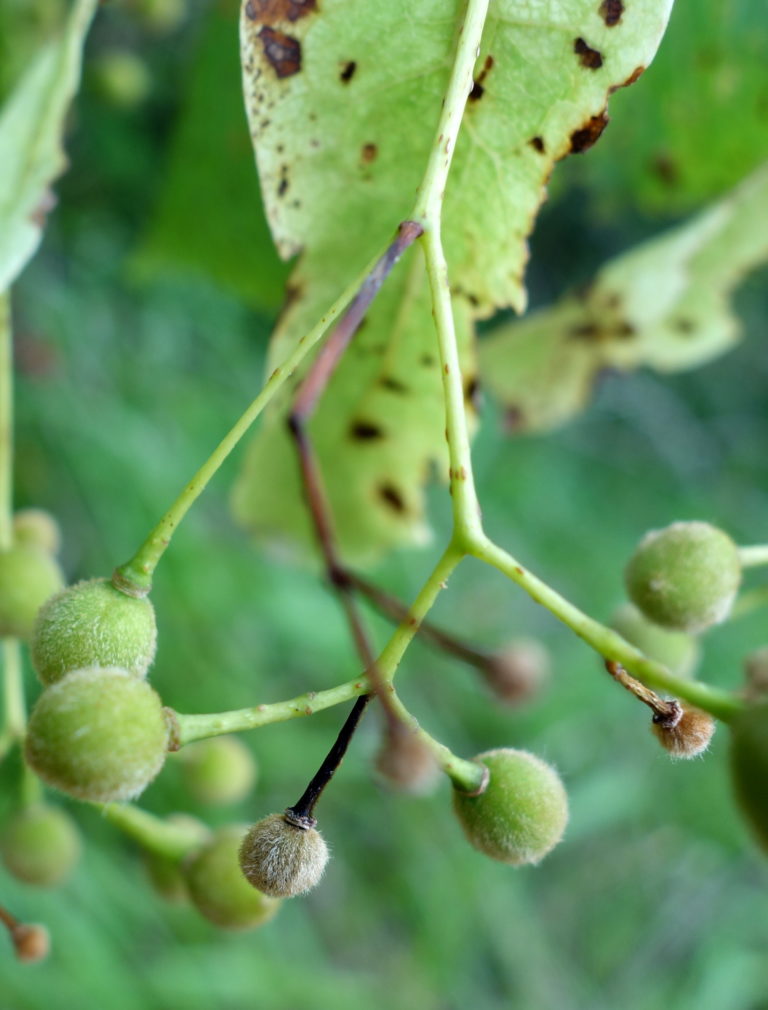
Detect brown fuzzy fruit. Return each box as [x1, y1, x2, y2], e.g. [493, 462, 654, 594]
[651, 706, 715, 759]
[239, 813, 330, 898]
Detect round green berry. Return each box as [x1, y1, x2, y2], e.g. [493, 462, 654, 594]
[25, 667, 170, 803]
[13, 509, 61, 556]
[610, 603, 700, 677]
[31, 577, 157, 685]
[239, 813, 329, 898]
[0, 804, 80, 886]
[180, 737, 257, 806]
[729, 702, 768, 852]
[452, 749, 568, 866]
[185, 826, 281, 930]
[624, 521, 741, 632]
[93, 50, 151, 108]
[0, 544, 64, 639]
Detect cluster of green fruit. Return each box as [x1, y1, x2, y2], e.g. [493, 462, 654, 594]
[3, 513, 768, 943]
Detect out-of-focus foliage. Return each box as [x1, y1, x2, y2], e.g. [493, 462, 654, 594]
[480, 163, 768, 433]
[0, 0, 96, 291]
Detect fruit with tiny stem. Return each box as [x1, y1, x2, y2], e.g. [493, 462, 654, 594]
[239, 811, 330, 898]
[624, 521, 741, 632]
[25, 666, 171, 802]
[482, 638, 550, 705]
[0, 545, 63, 639]
[32, 577, 157, 685]
[452, 748, 568, 866]
[10, 923, 50, 963]
[184, 825, 281, 929]
[0, 804, 80, 886]
[651, 705, 715, 759]
[180, 736, 257, 806]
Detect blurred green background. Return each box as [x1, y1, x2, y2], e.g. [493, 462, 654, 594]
[2, 0, 768, 1007]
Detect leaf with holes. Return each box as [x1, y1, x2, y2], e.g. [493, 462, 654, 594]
[479, 162, 768, 434]
[233, 0, 673, 565]
[0, 0, 97, 292]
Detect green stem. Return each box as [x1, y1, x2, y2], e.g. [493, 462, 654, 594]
[114, 249, 393, 596]
[737, 545, 768, 569]
[0, 292, 12, 549]
[412, 0, 491, 224]
[97, 804, 208, 860]
[386, 688, 486, 793]
[173, 545, 462, 745]
[471, 535, 743, 722]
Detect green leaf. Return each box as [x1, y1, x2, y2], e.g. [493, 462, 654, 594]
[136, 4, 289, 312]
[479, 162, 768, 434]
[233, 0, 673, 565]
[0, 0, 97, 292]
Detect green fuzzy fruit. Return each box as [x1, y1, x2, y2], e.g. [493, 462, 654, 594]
[729, 702, 768, 852]
[0, 804, 80, 886]
[185, 826, 281, 930]
[93, 50, 151, 108]
[32, 577, 157, 685]
[453, 749, 568, 866]
[0, 545, 64, 639]
[239, 813, 329, 898]
[25, 667, 170, 803]
[181, 737, 257, 806]
[610, 603, 700, 677]
[624, 521, 741, 632]
[13, 509, 62, 556]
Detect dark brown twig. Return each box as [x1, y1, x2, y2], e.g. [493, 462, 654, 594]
[285, 221, 423, 813]
[605, 659, 681, 726]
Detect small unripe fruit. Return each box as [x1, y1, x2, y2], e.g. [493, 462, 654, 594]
[32, 578, 157, 685]
[0, 804, 80, 886]
[0, 545, 64, 639]
[729, 702, 768, 852]
[239, 813, 330, 898]
[375, 723, 439, 794]
[651, 705, 715, 758]
[610, 604, 700, 677]
[13, 509, 61, 556]
[180, 737, 257, 806]
[25, 667, 170, 802]
[452, 749, 568, 866]
[483, 639, 550, 705]
[624, 521, 741, 632]
[11, 924, 50, 963]
[185, 826, 281, 930]
[92, 50, 151, 108]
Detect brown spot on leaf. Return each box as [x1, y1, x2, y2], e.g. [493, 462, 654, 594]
[380, 376, 408, 394]
[361, 143, 377, 163]
[569, 110, 609, 153]
[469, 54, 494, 101]
[340, 60, 357, 82]
[610, 65, 645, 92]
[258, 26, 302, 78]
[420, 353, 436, 367]
[529, 136, 545, 153]
[599, 0, 624, 25]
[465, 376, 482, 412]
[245, 0, 316, 24]
[673, 317, 696, 334]
[378, 483, 406, 513]
[652, 152, 680, 186]
[28, 189, 57, 228]
[350, 420, 384, 440]
[574, 37, 604, 70]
